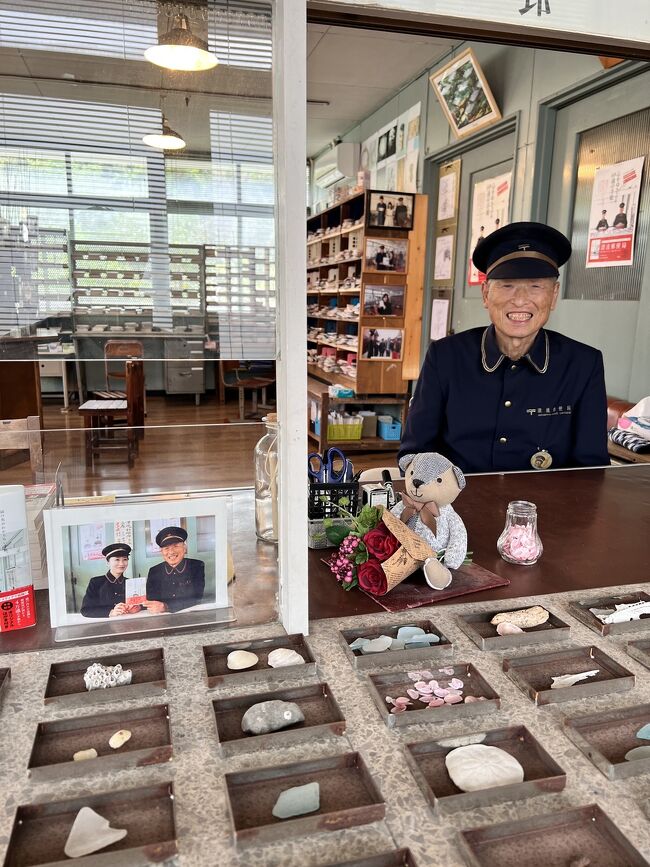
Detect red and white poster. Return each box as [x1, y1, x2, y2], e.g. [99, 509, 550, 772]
[0, 485, 36, 632]
[467, 171, 511, 285]
[586, 156, 645, 269]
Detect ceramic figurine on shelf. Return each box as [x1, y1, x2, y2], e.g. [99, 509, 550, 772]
[391, 452, 468, 590]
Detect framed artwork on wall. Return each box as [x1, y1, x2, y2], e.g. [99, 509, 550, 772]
[429, 47, 501, 139]
[361, 282, 406, 317]
[363, 237, 408, 273]
[365, 190, 415, 231]
[361, 327, 403, 361]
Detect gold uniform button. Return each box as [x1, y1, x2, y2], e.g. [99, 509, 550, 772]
[504, 400, 512, 407]
[499, 436, 507, 444]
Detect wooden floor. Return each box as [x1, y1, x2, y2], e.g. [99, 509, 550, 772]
[0, 393, 398, 496]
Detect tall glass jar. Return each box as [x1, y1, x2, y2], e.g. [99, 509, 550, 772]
[497, 500, 543, 565]
[254, 413, 278, 543]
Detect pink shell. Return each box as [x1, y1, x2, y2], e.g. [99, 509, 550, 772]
[464, 695, 479, 703]
[406, 688, 420, 700]
[385, 696, 395, 705]
[417, 685, 433, 695]
[427, 698, 445, 708]
[433, 687, 450, 698]
[438, 667, 455, 676]
[444, 693, 463, 704]
[450, 678, 464, 690]
[496, 621, 524, 635]
[390, 706, 407, 714]
[394, 697, 411, 706]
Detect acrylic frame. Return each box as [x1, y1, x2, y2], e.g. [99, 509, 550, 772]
[45, 495, 229, 630]
[365, 190, 415, 231]
[363, 237, 408, 274]
[429, 47, 502, 139]
[360, 327, 404, 361]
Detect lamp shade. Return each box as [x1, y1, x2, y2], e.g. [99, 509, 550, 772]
[142, 118, 186, 150]
[144, 13, 218, 71]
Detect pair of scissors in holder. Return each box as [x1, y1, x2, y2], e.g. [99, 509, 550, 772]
[308, 447, 354, 483]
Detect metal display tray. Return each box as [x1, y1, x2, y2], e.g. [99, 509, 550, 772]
[459, 803, 648, 867]
[567, 591, 650, 636]
[224, 752, 385, 848]
[0, 667, 10, 708]
[627, 637, 650, 670]
[404, 725, 566, 814]
[338, 619, 452, 670]
[320, 851, 418, 867]
[563, 701, 650, 780]
[203, 633, 316, 688]
[28, 704, 172, 782]
[43, 648, 166, 708]
[212, 682, 345, 757]
[457, 607, 570, 651]
[4, 782, 177, 867]
[366, 663, 500, 729]
[502, 644, 635, 706]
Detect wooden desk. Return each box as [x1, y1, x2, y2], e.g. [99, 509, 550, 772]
[308, 464, 650, 619]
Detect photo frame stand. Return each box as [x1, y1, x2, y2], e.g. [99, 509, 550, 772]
[53, 605, 235, 643]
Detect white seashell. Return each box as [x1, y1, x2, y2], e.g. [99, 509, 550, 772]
[227, 650, 259, 671]
[267, 648, 305, 668]
[445, 744, 524, 793]
[550, 669, 599, 689]
[73, 749, 98, 762]
[109, 730, 132, 749]
[496, 621, 524, 635]
[490, 606, 549, 628]
[64, 807, 127, 858]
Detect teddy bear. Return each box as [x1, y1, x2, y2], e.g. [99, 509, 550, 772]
[390, 452, 468, 590]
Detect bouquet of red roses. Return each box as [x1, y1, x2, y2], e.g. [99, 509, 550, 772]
[325, 505, 401, 595]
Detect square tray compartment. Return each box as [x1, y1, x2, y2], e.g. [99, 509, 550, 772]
[457, 607, 570, 651]
[459, 803, 648, 867]
[212, 682, 345, 757]
[27, 704, 172, 782]
[338, 619, 452, 670]
[320, 851, 418, 867]
[203, 633, 316, 688]
[4, 782, 177, 867]
[0, 667, 10, 707]
[224, 752, 385, 848]
[404, 725, 566, 814]
[502, 645, 635, 706]
[43, 649, 166, 708]
[563, 701, 650, 780]
[366, 663, 500, 729]
[627, 637, 650, 670]
[567, 591, 650, 637]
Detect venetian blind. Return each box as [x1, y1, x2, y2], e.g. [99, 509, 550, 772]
[209, 0, 272, 70]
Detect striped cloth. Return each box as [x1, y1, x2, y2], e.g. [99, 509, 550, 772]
[608, 427, 650, 453]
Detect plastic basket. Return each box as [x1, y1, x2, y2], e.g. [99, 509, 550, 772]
[378, 417, 402, 441]
[327, 421, 363, 441]
[308, 481, 359, 520]
[308, 517, 349, 549]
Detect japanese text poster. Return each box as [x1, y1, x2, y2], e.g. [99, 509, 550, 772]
[586, 156, 645, 268]
[467, 171, 511, 285]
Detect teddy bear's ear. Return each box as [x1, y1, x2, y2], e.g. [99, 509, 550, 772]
[398, 453, 416, 471]
[452, 465, 466, 490]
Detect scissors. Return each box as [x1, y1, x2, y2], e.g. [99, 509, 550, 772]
[308, 447, 354, 483]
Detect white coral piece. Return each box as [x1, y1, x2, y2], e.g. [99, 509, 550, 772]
[83, 662, 133, 692]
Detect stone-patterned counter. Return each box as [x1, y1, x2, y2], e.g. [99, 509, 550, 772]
[1, 581, 650, 866]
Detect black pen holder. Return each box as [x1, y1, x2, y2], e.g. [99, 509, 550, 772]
[308, 481, 360, 520]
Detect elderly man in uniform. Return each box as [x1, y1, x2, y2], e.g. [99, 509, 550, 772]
[144, 526, 205, 614]
[400, 222, 609, 473]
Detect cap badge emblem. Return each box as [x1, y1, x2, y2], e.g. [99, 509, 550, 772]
[518, 244, 531, 251]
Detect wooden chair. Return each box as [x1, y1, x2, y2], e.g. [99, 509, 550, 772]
[219, 361, 276, 421]
[0, 416, 44, 474]
[100, 340, 146, 415]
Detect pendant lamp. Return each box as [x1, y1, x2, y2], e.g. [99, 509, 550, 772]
[142, 116, 186, 150]
[145, 13, 218, 71]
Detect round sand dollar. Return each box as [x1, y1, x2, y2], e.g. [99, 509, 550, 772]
[445, 744, 524, 793]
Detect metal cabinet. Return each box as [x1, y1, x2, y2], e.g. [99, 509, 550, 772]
[164, 338, 205, 405]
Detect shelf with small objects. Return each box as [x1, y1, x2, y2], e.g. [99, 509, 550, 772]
[306, 187, 428, 451]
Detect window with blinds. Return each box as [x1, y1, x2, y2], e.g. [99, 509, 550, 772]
[0, 0, 275, 359]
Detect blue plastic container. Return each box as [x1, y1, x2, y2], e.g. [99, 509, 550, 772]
[378, 417, 401, 440]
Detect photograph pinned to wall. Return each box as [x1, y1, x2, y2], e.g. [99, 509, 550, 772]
[429, 47, 501, 139]
[396, 115, 407, 159]
[403, 152, 418, 194]
[361, 327, 403, 360]
[430, 296, 451, 340]
[385, 160, 397, 193]
[366, 191, 415, 231]
[585, 156, 645, 268]
[44, 496, 230, 634]
[364, 237, 408, 273]
[467, 171, 512, 285]
[362, 282, 406, 317]
[434, 232, 455, 282]
[437, 159, 461, 223]
[377, 124, 397, 165]
[79, 524, 105, 562]
[396, 159, 406, 192]
[407, 106, 421, 151]
[375, 167, 386, 190]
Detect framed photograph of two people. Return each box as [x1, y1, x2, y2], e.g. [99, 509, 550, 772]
[45, 495, 230, 638]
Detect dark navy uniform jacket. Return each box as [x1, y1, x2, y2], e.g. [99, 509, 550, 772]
[146, 558, 205, 613]
[80, 572, 125, 618]
[399, 325, 609, 473]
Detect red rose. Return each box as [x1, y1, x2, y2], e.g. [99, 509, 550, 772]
[363, 524, 400, 563]
[357, 559, 387, 596]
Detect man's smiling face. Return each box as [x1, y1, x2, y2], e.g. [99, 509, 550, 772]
[482, 277, 559, 345]
[162, 541, 186, 567]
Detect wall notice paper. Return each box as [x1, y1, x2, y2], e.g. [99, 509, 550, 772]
[430, 297, 450, 340]
[437, 172, 457, 221]
[79, 523, 105, 562]
[0, 485, 36, 632]
[362, 102, 421, 192]
[586, 156, 645, 269]
[467, 171, 512, 285]
[434, 234, 454, 281]
[125, 576, 147, 606]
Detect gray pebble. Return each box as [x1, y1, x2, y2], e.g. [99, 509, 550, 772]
[272, 782, 320, 819]
[241, 700, 305, 735]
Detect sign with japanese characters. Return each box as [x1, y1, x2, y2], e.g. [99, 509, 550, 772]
[467, 171, 512, 285]
[585, 157, 645, 268]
